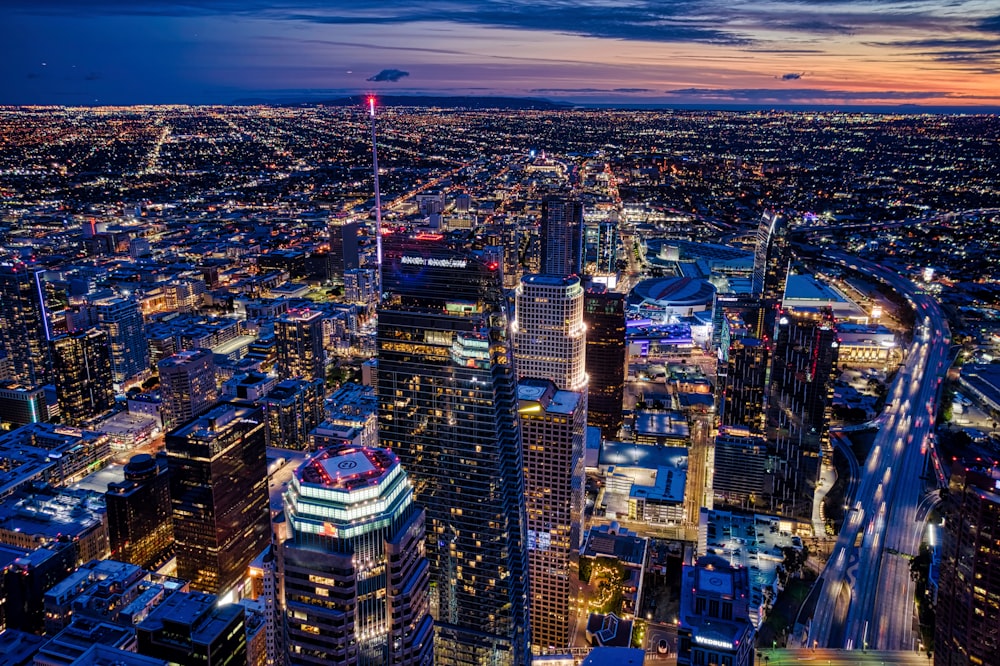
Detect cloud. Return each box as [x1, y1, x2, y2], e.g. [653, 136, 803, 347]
[367, 69, 410, 82]
[779, 72, 804, 80]
[529, 87, 653, 94]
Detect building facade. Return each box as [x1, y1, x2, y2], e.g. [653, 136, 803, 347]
[275, 309, 327, 383]
[281, 446, 433, 665]
[677, 555, 755, 666]
[540, 197, 584, 277]
[158, 348, 218, 431]
[50, 329, 115, 426]
[105, 453, 173, 570]
[93, 295, 150, 388]
[0, 262, 51, 386]
[377, 239, 530, 666]
[259, 378, 325, 450]
[518, 379, 584, 651]
[166, 402, 270, 599]
[584, 288, 626, 440]
[514, 274, 588, 396]
[935, 463, 1000, 666]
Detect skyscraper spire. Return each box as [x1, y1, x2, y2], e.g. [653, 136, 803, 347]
[369, 96, 384, 302]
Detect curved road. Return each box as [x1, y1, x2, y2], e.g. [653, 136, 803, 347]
[807, 252, 951, 652]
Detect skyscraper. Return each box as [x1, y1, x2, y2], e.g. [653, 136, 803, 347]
[0, 381, 48, 428]
[280, 446, 433, 665]
[583, 287, 626, 440]
[50, 329, 115, 426]
[105, 453, 173, 570]
[137, 591, 247, 666]
[751, 211, 790, 302]
[93, 295, 150, 389]
[158, 348, 218, 431]
[540, 197, 583, 277]
[514, 274, 588, 394]
[330, 220, 362, 277]
[935, 462, 1000, 666]
[259, 377, 325, 450]
[768, 309, 838, 517]
[718, 336, 769, 432]
[377, 239, 530, 666]
[166, 401, 270, 599]
[275, 309, 327, 383]
[517, 379, 584, 651]
[0, 262, 50, 386]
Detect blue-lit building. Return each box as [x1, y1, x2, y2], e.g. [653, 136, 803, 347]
[93, 296, 150, 389]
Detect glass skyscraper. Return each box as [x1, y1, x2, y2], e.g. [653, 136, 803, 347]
[377, 239, 530, 666]
[93, 295, 150, 389]
[0, 262, 51, 386]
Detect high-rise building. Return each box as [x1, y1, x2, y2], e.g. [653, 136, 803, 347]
[514, 274, 588, 394]
[344, 268, 379, 309]
[274, 309, 327, 383]
[377, 239, 530, 666]
[768, 309, 838, 517]
[583, 287, 626, 440]
[93, 295, 150, 389]
[158, 348, 218, 431]
[0, 381, 48, 428]
[718, 336, 768, 431]
[50, 329, 115, 426]
[137, 591, 247, 666]
[280, 446, 433, 665]
[105, 453, 173, 570]
[0, 262, 51, 385]
[330, 220, 362, 276]
[517, 379, 584, 651]
[259, 378, 325, 450]
[540, 197, 583, 277]
[935, 462, 1000, 666]
[712, 427, 778, 511]
[677, 555, 756, 666]
[751, 211, 790, 303]
[166, 402, 270, 598]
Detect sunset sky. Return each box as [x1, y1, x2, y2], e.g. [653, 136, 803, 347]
[5, 0, 1000, 107]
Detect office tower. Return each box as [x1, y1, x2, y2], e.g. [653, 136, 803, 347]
[105, 453, 173, 570]
[259, 378, 324, 450]
[514, 274, 588, 394]
[518, 379, 584, 651]
[0, 540, 76, 633]
[93, 295, 150, 388]
[51, 329, 115, 426]
[583, 287, 626, 440]
[280, 446, 433, 665]
[166, 402, 270, 598]
[0, 381, 48, 428]
[583, 221, 619, 274]
[718, 336, 768, 431]
[768, 309, 838, 517]
[158, 348, 218, 431]
[935, 463, 1000, 666]
[274, 309, 327, 383]
[377, 239, 530, 666]
[677, 555, 756, 666]
[0, 262, 51, 385]
[137, 591, 247, 666]
[330, 220, 362, 276]
[712, 427, 778, 510]
[751, 211, 790, 302]
[540, 197, 584, 277]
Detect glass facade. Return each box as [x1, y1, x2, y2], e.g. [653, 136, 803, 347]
[50, 328, 115, 425]
[166, 402, 271, 597]
[0, 263, 51, 386]
[377, 239, 531, 666]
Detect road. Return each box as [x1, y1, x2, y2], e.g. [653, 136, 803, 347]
[758, 648, 930, 665]
[807, 252, 950, 653]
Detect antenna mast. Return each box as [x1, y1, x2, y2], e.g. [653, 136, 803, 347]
[369, 96, 383, 302]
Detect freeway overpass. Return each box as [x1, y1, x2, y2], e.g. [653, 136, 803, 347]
[807, 252, 951, 652]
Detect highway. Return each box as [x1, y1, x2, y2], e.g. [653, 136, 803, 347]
[807, 252, 951, 653]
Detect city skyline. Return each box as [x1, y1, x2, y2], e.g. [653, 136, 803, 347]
[4, 0, 1000, 108]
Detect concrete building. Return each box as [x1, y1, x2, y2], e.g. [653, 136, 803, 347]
[158, 349, 218, 431]
[677, 555, 755, 666]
